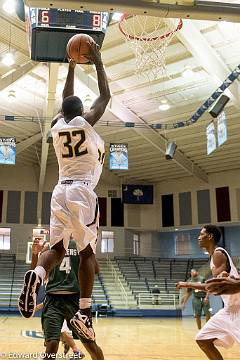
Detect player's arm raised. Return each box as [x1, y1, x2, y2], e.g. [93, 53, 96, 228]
[51, 60, 76, 128]
[84, 42, 111, 126]
[62, 60, 76, 99]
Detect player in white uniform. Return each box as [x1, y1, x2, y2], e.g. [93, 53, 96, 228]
[177, 224, 240, 360]
[18, 41, 111, 342]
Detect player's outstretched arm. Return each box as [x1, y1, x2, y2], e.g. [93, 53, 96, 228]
[84, 42, 111, 126]
[180, 291, 191, 309]
[31, 239, 49, 269]
[206, 276, 240, 295]
[176, 281, 206, 291]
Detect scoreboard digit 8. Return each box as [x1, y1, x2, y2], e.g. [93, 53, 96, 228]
[26, 7, 110, 63]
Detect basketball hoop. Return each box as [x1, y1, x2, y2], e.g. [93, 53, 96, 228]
[119, 14, 183, 80]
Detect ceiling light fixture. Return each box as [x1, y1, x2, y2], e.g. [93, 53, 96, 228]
[218, 20, 234, 32]
[8, 89, 16, 101]
[112, 12, 124, 21]
[84, 94, 92, 108]
[2, 52, 15, 66]
[218, 21, 237, 40]
[3, 0, 15, 14]
[182, 65, 194, 79]
[159, 99, 170, 111]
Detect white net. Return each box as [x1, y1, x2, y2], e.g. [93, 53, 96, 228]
[119, 15, 182, 81]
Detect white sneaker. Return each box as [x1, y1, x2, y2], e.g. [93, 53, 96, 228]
[18, 270, 41, 318]
[70, 310, 95, 341]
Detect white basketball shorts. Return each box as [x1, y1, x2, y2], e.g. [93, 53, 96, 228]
[50, 181, 99, 253]
[195, 307, 240, 348]
[61, 319, 72, 334]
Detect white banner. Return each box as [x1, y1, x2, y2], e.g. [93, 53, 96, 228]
[109, 143, 128, 170]
[0, 137, 16, 165]
[206, 122, 216, 155]
[217, 111, 227, 146]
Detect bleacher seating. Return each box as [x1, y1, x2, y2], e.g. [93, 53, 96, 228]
[0, 254, 16, 309]
[0, 255, 108, 310]
[93, 274, 109, 305]
[10, 260, 29, 309]
[0, 253, 209, 311]
[115, 256, 209, 308]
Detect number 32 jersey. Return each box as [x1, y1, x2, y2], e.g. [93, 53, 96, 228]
[51, 116, 105, 189]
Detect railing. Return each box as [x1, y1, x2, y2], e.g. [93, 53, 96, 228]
[9, 255, 17, 309]
[137, 292, 179, 309]
[0, 254, 17, 310]
[106, 256, 129, 307]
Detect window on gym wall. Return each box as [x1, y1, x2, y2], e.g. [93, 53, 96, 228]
[101, 231, 114, 253]
[174, 232, 191, 256]
[133, 233, 140, 255]
[0, 228, 11, 250]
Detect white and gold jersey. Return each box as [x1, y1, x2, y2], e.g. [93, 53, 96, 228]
[51, 116, 105, 188]
[210, 247, 240, 311]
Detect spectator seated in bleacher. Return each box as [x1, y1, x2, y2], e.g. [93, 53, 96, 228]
[152, 284, 160, 305]
[94, 303, 113, 317]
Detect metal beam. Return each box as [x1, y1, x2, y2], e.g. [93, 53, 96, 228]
[25, 0, 240, 22]
[111, 100, 208, 182]
[0, 33, 29, 57]
[16, 132, 42, 154]
[0, 61, 37, 91]
[172, 19, 240, 108]
[37, 63, 59, 224]
[75, 66, 208, 183]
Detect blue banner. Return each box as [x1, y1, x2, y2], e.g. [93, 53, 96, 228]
[122, 184, 153, 204]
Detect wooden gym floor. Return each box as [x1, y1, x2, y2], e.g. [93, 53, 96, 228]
[0, 316, 239, 359]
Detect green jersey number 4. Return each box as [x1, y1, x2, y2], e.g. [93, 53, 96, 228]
[59, 256, 71, 274]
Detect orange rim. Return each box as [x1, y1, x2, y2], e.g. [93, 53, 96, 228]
[119, 14, 183, 42]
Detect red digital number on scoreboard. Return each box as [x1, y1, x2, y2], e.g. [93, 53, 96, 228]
[92, 14, 101, 27]
[41, 10, 49, 24]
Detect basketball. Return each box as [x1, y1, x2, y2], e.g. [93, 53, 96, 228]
[66, 34, 95, 64]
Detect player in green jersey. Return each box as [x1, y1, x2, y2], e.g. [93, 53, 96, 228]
[31, 238, 104, 360]
[180, 269, 211, 329]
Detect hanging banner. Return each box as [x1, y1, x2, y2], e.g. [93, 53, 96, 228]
[122, 184, 153, 204]
[0, 137, 16, 165]
[217, 111, 227, 146]
[109, 143, 128, 170]
[206, 122, 216, 155]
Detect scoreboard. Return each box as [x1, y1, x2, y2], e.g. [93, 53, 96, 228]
[26, 7, 110, 63]
[31, 8, 108, 31]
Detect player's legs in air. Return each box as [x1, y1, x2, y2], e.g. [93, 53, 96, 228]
[69, 185, 100, 341]
[18, 240, 66, 319]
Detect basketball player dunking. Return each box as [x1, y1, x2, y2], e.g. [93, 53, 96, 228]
[18, 41, 111, 341]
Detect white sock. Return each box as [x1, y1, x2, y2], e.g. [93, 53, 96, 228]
[34, 266, 46, 281]
[79, 298, 92, 309]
